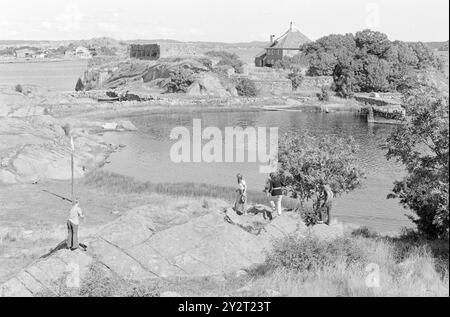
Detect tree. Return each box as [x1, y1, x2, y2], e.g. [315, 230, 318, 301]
[385, 87, 449, 239]
[302, 33, 357, 76]
[355, 29, 391, 58]
[276, 133, 365, 216]
[409, 42, 443, 70]
[358, 54, 391, 92]
[333, 56, 360, 98]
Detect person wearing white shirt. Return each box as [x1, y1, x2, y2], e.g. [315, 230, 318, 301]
[67, 199, 85, 250]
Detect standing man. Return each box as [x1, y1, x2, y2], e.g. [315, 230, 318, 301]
[322, 184, 334, 225]
[67, 199, 85, 251]
[267, 173, 284, 216]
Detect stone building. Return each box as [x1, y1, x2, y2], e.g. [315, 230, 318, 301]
[255, 23, 311, 67]
[129, 44, 160, 60]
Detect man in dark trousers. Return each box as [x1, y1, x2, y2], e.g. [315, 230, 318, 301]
[267, 173, 284, 216]
[67, 199, 85, 251]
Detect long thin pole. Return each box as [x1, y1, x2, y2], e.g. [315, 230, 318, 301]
[71, 152, 74, 201]
[70, 136, 75, 202]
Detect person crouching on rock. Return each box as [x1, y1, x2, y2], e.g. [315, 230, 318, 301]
[234, 173, 248, 215]
[67, 199, 85, 251]
[267, 173, 284, 216]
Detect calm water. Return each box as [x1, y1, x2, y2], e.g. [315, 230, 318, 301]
[104, 110, 412, 233]
[0, 60, 88, 91]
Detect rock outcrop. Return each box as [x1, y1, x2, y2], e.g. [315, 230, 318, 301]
[0, 85, 129, 184]
[0, 116, 112, 184]
[0, 201, 346, 297]
[0, 204, 308, 297]
[82, 57, 236, 98]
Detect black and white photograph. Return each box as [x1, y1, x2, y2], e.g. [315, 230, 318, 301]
[0, 0, 448, 301]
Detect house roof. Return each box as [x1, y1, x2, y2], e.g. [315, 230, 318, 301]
[15, 49, 36, 54]
[268, 28, 311, 50]
[255, 50, 266, 58]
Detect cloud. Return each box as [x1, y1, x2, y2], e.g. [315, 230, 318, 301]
[187, 28, 205, 40]
[97, 22, 118, 33]
[41, 21, 54, 29]
[55, 2, 84, 32]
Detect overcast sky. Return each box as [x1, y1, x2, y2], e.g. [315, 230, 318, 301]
[0, 0, 448, 42]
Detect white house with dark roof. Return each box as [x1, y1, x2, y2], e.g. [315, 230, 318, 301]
[255, 23, 311, 67]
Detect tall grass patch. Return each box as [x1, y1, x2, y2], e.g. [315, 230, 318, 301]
[84, 170, 298, 209]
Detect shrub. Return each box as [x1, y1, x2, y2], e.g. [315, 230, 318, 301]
[234, 77, 258, 97]
[287, 69, 304, 90]
[165, 67, 195, 93]
[316, 86, 331, 101]
[351, 226, 379, 239]
[265, 236, 366, 272]
[300, 206, 322, 227]
[15, 84, 23, 93]
[75, 78, 84, 92]
[205, 51, 244, 73]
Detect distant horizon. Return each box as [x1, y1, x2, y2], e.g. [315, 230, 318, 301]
[1, 0, 448, 43]
[0, 37, 448, 46]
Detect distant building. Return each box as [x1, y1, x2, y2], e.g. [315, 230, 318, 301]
[255, 23, 311, 67]
[75, 46, 92, 59]
[129, 44, 160, 60]
[14, 49, 36, 59]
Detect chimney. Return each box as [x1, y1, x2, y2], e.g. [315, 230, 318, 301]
[270, 34, 275, 43]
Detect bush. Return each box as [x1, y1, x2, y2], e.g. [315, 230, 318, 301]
[300, 206, 322, 227]
[205, 51, 244, 73]
[265, 236, 366, 272]
[165, 67, 195, 93]
[287, 69, 304, 90]
[15, 84, 23, 93]
[316, 86, 331, 101]
[351, 226, 379, 239]
[234, 77, 258, 97]
[75, 78, 84, 92]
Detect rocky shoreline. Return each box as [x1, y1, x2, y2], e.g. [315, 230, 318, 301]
[0, 82, 364, 185]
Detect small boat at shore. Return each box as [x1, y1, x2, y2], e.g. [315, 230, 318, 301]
[355, 93, 406, 125]
[367, 105, 406, 125]
[98, 97, 120, 102]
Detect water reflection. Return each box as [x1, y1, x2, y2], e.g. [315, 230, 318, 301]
[104, 110, 411, 233]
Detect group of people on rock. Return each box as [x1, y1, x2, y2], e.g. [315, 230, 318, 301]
[65, 172, 333, 252]
[234, 173, 333, 224]
[234, 172, 284, 218]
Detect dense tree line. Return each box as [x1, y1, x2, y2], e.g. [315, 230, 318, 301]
[300, 30, 445, 97]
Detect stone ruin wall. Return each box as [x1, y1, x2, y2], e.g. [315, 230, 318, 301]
[298, 76, 334, 90]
